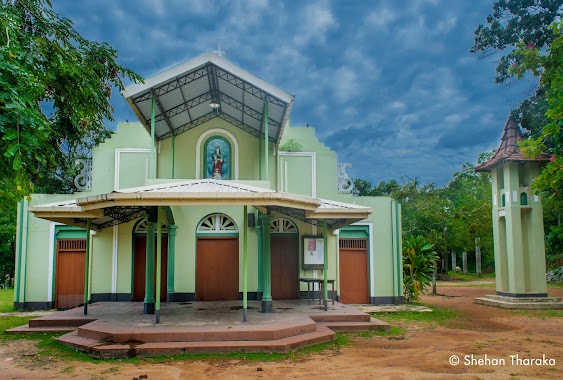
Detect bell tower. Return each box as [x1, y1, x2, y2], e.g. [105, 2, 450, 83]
[475, 118, 561, 308]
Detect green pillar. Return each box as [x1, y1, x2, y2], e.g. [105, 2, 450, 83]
[167, 224, 177, 302]
[144, 220, 155, 314]
[150, 95, 156, 179]
[156, 207, 162, 324]
[171, 135, 175, 179]
[83, 219, 91, 315]
[259, 137, 262, 180]
[259, 214, 273, 312]
[264, 101, 269, 181]
[256, 220, 263, 298]
[323, 221, 328, 312]
[243, 206, 248, 322]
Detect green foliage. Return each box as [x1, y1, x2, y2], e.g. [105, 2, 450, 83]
[402, 236, 439, 303]
[0, 0, 142, 197]
[0, 183, 17, 286]
[472, 0, 562, 85]
[279, 139, 303, 152]
[354, 161, 495, 274]
[352, 179, 400, 197]
[510, 21, 563, 266]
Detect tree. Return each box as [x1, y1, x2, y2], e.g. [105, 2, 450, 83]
[473, 1, 563, 267]
[511, 20, 563, 267]
[353, 158, 494, 274]
[0, 0, 142, 196]
[0, 180, 17, 286]
[471, 0, 562, 134]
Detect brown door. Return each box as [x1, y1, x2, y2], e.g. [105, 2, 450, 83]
[339, 239, 369, 304]
[271, 235, 299, 299]
[133, 236, 168, 302]
[55, 239, 86, 309]
[196, 238, 239, 301]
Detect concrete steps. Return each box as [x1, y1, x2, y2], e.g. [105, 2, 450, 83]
[58, 326, 336, 358]
[318, 317, 390, 332]
[9, 301, 392, 357]
[475, 295, 563, 309]
[77, 319, 318, 343]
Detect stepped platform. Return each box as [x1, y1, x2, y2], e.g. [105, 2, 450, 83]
[475, 295, 563, 309]
[8, 300, 389, 358]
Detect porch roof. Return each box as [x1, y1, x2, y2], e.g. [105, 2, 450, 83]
[122, 52, 294, 144]
[29, 180, 372, 230]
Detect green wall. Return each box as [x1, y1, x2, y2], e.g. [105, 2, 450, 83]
[16, 118, 402, 306]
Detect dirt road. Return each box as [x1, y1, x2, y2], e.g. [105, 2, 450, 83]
[1, 283, 561, 380]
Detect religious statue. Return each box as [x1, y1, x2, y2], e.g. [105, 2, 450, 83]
[212, 146, 224, 179]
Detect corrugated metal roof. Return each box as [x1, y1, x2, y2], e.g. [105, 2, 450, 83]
[123, 53, 294, 144]
[29, 180, 372, 230]
[115, 179, 276, 194]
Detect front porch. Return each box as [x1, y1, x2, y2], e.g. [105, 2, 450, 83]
[9, 301, 389, 358]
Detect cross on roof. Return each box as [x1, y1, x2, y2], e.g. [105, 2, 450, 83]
[211, 44, 228, 57]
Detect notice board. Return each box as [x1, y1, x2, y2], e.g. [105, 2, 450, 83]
[302, 236, 325, 270]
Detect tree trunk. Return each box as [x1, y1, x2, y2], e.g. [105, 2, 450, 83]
[462, 250, 468, 274]
[475, 237, 482, 276]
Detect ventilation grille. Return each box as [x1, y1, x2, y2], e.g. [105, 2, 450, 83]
[339, 238, 367, 250]
[57, 239, 86, 251]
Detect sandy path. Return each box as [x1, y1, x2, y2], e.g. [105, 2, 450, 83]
[0, 284, 561, 380]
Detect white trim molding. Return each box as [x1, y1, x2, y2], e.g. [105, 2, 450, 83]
[114, 148, 152, 191]
[349, 222, 375, 297]
[195, 128, 239, 180]
[47, 222, 63, 302]
[278, 151, 316, 197]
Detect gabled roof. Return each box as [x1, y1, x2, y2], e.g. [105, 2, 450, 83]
[29, 180, 372, 230]
[475, 118, 549, 172]
[122, 53, 294, 144]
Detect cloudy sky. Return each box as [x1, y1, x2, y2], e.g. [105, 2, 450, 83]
[55, 0, 537, 186]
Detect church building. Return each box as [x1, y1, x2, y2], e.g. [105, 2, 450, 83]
[13, 52, 403, 313]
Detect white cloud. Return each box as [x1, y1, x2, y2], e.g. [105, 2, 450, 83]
[365, 7, 397, 30]
[293, 1, 338, 46]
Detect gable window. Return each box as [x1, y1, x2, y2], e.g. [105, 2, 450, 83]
[203, 136, 232, 180]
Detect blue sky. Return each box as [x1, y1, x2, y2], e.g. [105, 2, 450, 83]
[55, 0, 537, 186]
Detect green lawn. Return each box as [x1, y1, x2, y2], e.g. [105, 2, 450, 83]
[0, 288, 14, 313]
[371, 304, 461, 327]
[441, 271, 495, 282]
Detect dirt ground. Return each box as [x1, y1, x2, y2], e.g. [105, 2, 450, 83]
[1, 283, 562, 380]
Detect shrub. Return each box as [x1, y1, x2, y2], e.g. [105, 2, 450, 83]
[403, 236, 439, 303]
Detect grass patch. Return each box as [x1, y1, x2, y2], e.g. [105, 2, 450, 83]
[370, 304, 460, 327]
[347, 326, 405, 338]
[510, 309, 563, 319]
[0, 288, 14, 313]
[548, 282, 563, 289]
[441, 272, 495, 282]
[0, 315, 35, 333]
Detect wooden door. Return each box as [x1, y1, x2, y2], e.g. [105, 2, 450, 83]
[339, 238, 369, 304]
[271, 235, 299, 299]
[196, 238, 239, 301]
[133, 236, 168, 302]
[55, 239, 86, 309]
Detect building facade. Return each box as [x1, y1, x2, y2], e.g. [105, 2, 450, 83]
[14, 53, 403, 311]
